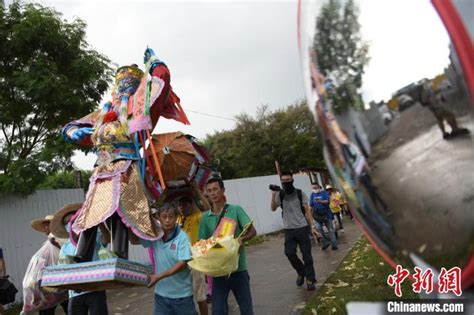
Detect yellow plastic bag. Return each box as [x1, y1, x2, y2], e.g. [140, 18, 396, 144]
[188, 221, 253, 277]
[188, 236, 240, 277]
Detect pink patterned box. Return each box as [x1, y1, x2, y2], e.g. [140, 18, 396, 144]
[41, 258, 152, 291]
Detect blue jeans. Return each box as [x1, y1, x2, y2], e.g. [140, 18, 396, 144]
[315, 219, 337, 248]
[212, 271, 254, 315]
[154, 294, 197, 315]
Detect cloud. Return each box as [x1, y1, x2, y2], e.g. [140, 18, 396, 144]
[358, 0, 450, 102]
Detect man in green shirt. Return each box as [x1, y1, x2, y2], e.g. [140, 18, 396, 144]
[198, 178, 256, 315]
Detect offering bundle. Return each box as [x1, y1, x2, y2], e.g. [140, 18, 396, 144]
[188, 222, 253, 277]
[188, 236, 240, 277]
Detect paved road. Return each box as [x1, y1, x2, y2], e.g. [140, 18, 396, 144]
[104, 219, 362, 315]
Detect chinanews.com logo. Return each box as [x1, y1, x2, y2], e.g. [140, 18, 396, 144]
[385, 265, 470, 314]
[387, 265, 462, 297]
[386, 301, 465, 313]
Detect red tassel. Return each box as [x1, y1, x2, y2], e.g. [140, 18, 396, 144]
[102, 111, 118, 123]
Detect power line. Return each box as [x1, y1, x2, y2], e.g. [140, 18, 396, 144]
[186, 109, 237, 122]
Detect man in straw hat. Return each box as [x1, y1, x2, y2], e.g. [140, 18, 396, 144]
[22, 214, 69, 314]
[51, 203, 110, 315]
[31, 214, 54, 236]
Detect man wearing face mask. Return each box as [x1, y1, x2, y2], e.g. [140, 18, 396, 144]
[270, 171, 319, 291]
[310, 183, 338, 251]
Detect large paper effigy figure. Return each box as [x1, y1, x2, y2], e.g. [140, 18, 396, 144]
[61, 48, 190, 262]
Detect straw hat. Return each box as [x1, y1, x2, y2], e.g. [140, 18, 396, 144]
[50, 203, 82, 238]
[31, 215, 54, 233]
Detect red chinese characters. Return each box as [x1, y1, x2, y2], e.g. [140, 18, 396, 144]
[438, 267, 462, 296]
[387, 265, 462, 297]
[387, 265, 410, 297]
[412, 267, 434, 294]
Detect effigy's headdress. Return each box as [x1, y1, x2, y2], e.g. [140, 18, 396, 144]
[114, 64, 144, 87]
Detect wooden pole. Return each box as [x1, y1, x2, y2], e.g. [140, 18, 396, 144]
[146, 129, 166, 190]
[274, 160, 282, 179]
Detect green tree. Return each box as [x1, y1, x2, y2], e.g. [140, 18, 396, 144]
[204, 102, 325, 179]
[314, 0, 369, 113]
[0, 2, 112, 194]
[38, 170, 92, 191]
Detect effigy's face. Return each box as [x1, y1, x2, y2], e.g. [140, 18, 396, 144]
[114, 65, 144, 95]
[299, 0, 474, 277]
[116, 77, 141, 95]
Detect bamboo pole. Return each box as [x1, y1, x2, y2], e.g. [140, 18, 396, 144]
[146, 129, 166, 190]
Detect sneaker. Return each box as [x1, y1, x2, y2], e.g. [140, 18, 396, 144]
[332, 246, 338, 250]
[296, 275, 304, 287]
[340, 229, 345, 233]
[451, 128, 470, 137]
[307, 280, 316, 291]
[322, 244, 330, 251]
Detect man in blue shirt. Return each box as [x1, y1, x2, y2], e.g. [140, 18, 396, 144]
[140, 202, 196, 315]
[309, 183, 337, 250]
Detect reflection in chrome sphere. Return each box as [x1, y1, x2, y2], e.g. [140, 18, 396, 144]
[299, 0, 473, 290]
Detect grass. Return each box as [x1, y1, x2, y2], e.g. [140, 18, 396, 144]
[245, 235, 266, 246]
[303, 236, 419, 315]
[3, 304, 22, 315]
[245, 229, 284, 246]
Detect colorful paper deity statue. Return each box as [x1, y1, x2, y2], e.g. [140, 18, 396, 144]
[62, 48, 189, 262]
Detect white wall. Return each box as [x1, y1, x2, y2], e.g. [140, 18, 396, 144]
[223, 174, 313, 235]
[0, 189, 85, 303]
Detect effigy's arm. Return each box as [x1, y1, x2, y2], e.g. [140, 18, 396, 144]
[128, 48, 190, 192]
[144, 48, 190, 128]
[61, 109, 102, 147]
[149, 64, 189, 127]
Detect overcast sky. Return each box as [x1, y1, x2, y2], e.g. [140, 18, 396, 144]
[7, 0, 450, 169]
